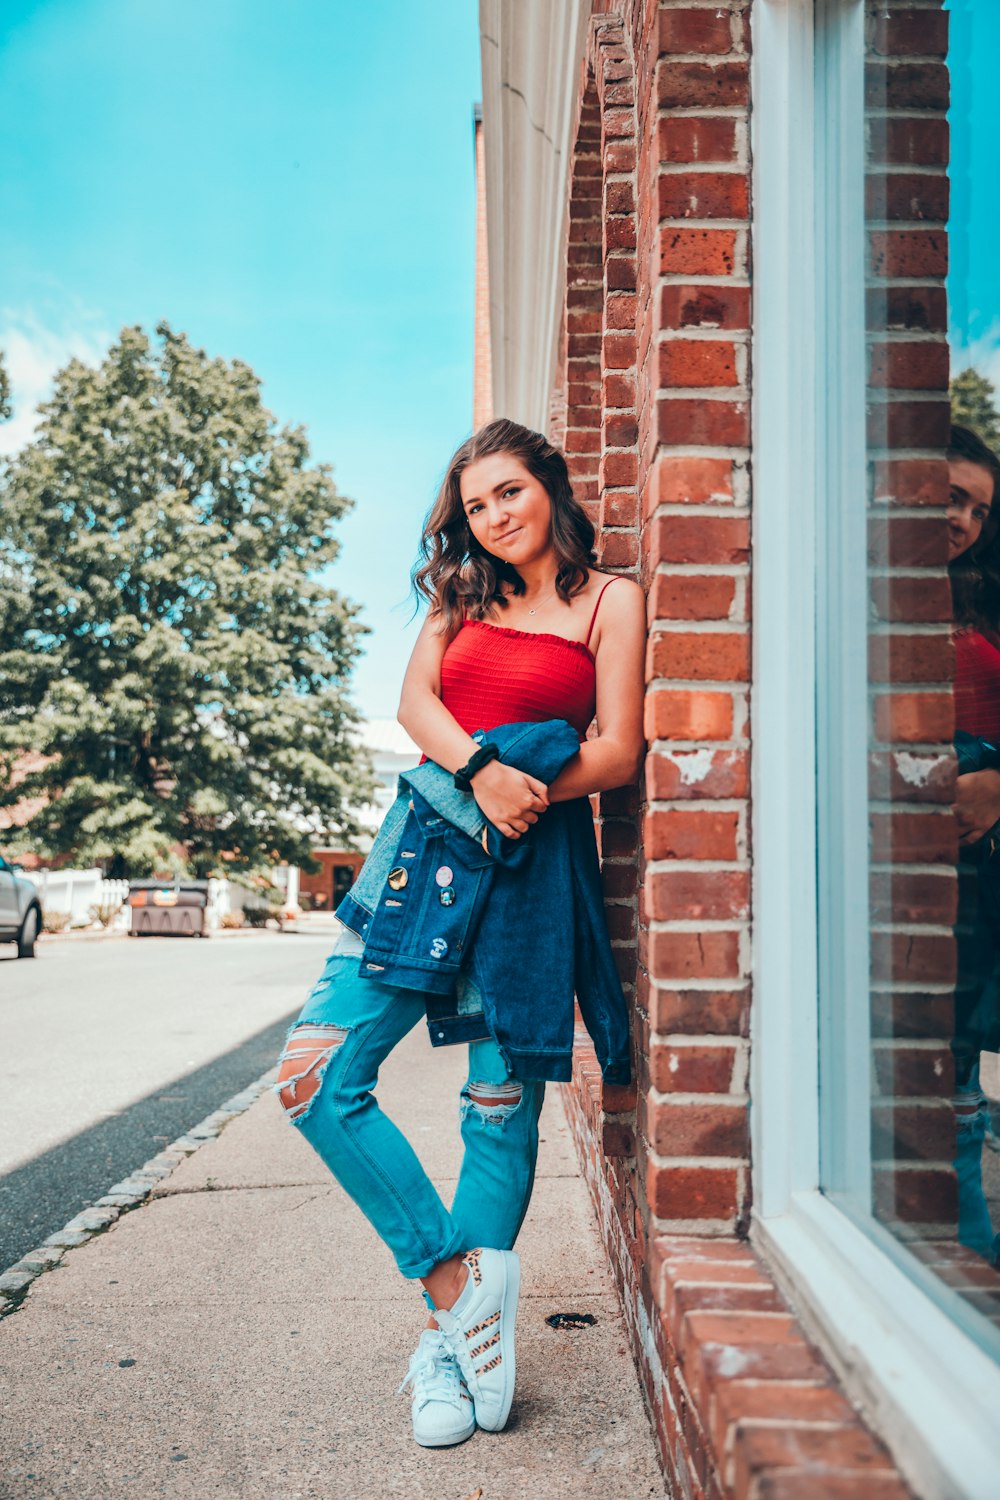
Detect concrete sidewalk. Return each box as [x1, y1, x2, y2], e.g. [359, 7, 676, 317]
[0, 1026, 665, 1500]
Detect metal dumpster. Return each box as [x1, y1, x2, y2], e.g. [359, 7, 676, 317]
[127, 879, 209, 937]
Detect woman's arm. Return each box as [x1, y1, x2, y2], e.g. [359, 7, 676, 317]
[397, 612, 549, 838]
[547, 577, 647, 803]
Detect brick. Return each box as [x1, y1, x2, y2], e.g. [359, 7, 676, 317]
[658, 396, 749, 447]
[868, 116, 949, 168]
[869, 575, 953, 624]
[646, 985, 747, 1038]
[872, 1101, 954, 1161]
[733, 1424, 896, 1500]
[600, 451, 638, 491]
[660, 283, 750, 331]
[648, 629, 749, 682]
[645, 747, 749, 801]
[646, 455, 735, 510]
[651, 515, 749, 567]
[868, 340, 949, 390]
[659, 7, 734, 55]
[660, 338, 738, 388]
[660, 227, 737, 277]
[869, 399, 951, 450]
[647, 1098, 748, 1158]
[646, 869, 750, 923]
[602, 372, 635, 407]
[599, 531, 639, 567]
[867, 630, 952, 683]
[659, 172, 749, 221]
[645, 808, 740, 861]
[605, 216, 637, 253]
[658, 61, 748, 109]
[647, 1162, 739, 1219]
[754, 1475, 913, 1500]
[603, 332, 635, 369]
[868, 748, 955, 806]
[658, 116, 738, 166]
[870, 930, 956, 985]
[868, 284, 948, 334]
[866, 171, 949, 225]
[605, 410, 637, 447]
[649, 573, 737, 621]
[865, 62, 949, 111]
[711, 1380, 855, 1469]
[869, 7, 949, 59]
[650, 1041, 738, 1094]
[869, 229, 948, 278]
[604, 178, 635, 215]
[646, 928, 742, 981]
[645, 689, 734, 741]
[868, 514, 947, 568]
[869, 810, 957, 865]
[605, 253, 636, 292]
[870, 869, 956, 926]
[600, 490, 638, 528]
[874, 1165, 956, 1226]
[871, 458, 949, 507]
[874, 691, 953, 744]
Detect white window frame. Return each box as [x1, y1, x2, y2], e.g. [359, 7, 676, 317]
[751, 3, 1000, 1496]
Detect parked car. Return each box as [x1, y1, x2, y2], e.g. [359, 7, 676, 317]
[0, 851, 42, 958]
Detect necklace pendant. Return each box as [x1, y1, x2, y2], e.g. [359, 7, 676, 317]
[528, 608, 536, 615]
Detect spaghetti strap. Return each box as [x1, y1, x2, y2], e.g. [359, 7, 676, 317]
[584, 574, 624, 649]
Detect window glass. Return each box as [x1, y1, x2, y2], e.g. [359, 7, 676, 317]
[821, 0, 1000, 1355]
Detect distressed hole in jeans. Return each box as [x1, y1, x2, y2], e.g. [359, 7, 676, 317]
[276, 1023, 349, 1124]
[462, 1079, 523, 1128]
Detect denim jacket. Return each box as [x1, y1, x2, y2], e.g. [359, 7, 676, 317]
[335, 719, 632, 1085]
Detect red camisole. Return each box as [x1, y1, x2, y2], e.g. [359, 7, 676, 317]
[955, 627, 1000, 742]
[439, 576, 622, 740]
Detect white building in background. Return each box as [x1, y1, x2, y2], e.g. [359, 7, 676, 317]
[286, 716, 419, 914]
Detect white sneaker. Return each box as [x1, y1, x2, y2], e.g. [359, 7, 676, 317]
[433, 1247, 520, 1432]
[398, 1328, 475, 1447]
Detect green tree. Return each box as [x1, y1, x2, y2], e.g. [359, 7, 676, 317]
[950, 366, 1000, 449]
[0, 350, 11, 422]
[0, 322, 375, 875]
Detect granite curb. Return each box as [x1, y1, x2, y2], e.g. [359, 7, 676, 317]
[0, 1067, 277, 1318]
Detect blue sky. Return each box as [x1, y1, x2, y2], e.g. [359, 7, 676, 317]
[0, 0, 482, 718]
[947, 0, 1000, 371]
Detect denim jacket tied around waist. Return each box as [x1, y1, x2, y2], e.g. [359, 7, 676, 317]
[335, 719, 631, 1086]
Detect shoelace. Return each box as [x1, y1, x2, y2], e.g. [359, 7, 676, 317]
[398, 1340, 463, 1407]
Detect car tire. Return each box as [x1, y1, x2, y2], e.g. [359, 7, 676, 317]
[17, 905, 40, 959]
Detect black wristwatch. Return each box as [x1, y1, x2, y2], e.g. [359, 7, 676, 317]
[454, 742, 500, 791]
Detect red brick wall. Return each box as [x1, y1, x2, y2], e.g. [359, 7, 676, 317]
[865, 0, 957, 1241]
[555, 3, 919, 1494]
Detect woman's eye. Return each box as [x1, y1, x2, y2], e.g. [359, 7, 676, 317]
[502, 487, 519, 499]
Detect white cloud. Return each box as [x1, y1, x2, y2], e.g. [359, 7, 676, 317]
[951, 321, 1000, 393]
[0, 309, 111, 457]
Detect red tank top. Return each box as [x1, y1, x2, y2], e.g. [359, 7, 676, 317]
[439, 577, 622, 740]
[955, 628, 1000, 742]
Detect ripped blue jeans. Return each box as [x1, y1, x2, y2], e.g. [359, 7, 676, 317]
[275, 924, 546, 1281]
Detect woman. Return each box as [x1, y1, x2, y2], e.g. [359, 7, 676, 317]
[275, 418, 646, 1445]
[947, 423, 1000, 1266]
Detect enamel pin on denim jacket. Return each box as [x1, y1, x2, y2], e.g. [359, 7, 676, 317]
[335, 719, 632, 1087]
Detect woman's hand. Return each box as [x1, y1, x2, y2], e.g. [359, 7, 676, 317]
[469, 759, 549, 839]
[955, 768, 1000, 846]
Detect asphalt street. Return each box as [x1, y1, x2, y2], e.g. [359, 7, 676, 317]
[0, 930, 333, 1272]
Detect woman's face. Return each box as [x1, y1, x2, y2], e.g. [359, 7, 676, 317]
[948, 457, 994, 560]
[459, 453, 554, 567]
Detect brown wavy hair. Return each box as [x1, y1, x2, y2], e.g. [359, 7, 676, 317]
[949, 423, 1000, 635]
[412, 418, 598, 634]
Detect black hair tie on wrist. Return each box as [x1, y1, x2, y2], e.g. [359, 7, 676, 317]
[454, 742, 500, 791]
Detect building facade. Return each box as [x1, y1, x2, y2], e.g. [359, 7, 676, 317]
[479, 2, 999, 1496]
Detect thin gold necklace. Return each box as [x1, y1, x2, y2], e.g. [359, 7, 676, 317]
[525, 586, 558, 616]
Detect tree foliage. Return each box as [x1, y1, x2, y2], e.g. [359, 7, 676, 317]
[950, 366, 1000, 450]
[0, 350, 10, 423]
[0, 322, 375, 875]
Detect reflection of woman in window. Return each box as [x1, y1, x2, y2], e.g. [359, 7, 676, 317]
[948, 423, 1000, 1266]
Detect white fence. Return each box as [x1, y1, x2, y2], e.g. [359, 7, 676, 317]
[25, 868, 272, 931]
